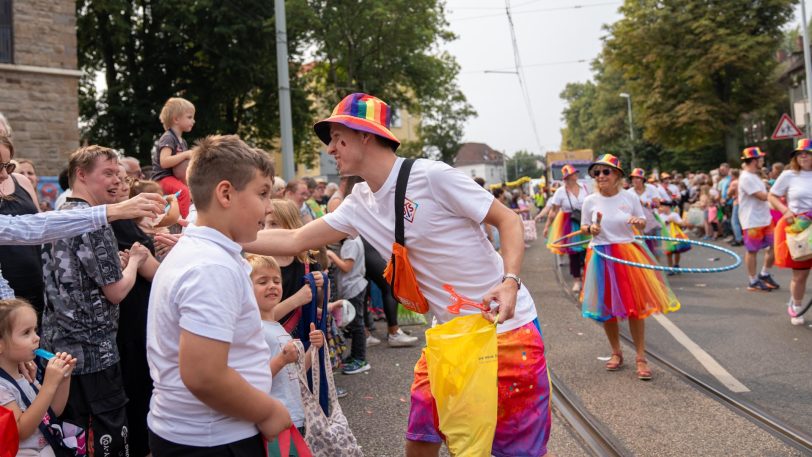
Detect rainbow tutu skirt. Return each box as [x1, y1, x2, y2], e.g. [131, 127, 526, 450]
[662, 222, 691, 254]
[581, 241, 681, 322]
[546, 211, 586, 255]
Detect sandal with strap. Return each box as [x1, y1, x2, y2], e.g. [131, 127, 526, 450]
[636, 357, 652, 381]
[605, 353, 623, 371]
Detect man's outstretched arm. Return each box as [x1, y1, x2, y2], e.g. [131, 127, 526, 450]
[242, 218, 349, 256]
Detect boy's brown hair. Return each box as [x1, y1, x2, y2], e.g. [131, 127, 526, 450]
[187, 135, 275, 211]
[0, 298, 35, 342]
[128, 178, 162, 198]
[159, 97, 195, 130]
[68, 145, 119, 187]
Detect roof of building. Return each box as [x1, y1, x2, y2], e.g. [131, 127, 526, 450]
[453, 143, 505, 166]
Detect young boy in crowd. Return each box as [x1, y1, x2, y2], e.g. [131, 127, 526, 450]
[326, 235, 369, 375]
[152, 97, 195, 217]
[246, 254, 324, 436]
[146, 135, 290, 455]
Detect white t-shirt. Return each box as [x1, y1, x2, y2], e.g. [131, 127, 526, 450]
[337, 236, 368, 299]
[581, 191, 645, 246]
[770, 170, 812, 215]
[147, 225, 273, 446]
[322, 158, 537, 333]
[659, 211, 683, 224]
[656, 185, 671, 202]
[262, 321, 305, 428]
[625, 184, 660, 206]
[737, 170, 771, 230]
[549, 185, 589, 213]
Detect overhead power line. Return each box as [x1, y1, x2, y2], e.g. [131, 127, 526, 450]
[504, 0, 544, 154]
[451, 1, 621, 22]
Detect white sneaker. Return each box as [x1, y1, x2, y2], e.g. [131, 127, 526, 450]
[791, 316, 805, 326]
[571, 280, 582, 293]
[366, 335, 381, 347]
[388, 328, 418, 347]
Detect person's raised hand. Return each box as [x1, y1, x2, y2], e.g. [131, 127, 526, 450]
[106, 193, 166, 222]
[309, 323, 324, 349]
[129, 242, 150, 266]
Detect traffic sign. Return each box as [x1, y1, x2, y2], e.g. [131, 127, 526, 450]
[771, 113, 803, 140]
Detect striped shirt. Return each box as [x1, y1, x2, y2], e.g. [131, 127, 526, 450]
[0, 205, 108, 299]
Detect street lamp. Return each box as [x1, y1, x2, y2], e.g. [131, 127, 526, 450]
[619, 93, 636, 167]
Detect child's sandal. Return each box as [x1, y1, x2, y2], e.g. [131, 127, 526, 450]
[636, 357, 652, 381]
[605, 353, 623, 371]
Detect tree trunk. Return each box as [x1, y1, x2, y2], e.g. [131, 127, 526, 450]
[724, 123, 740, 163]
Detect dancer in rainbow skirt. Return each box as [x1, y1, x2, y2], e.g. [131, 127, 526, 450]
[656, 203, 691, 275]
[544, 164, 590, 292]
[625, 167, 664, 258]
[580, 154, 681, 381]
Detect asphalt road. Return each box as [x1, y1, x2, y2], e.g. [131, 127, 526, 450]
[554, 238, 812, 434]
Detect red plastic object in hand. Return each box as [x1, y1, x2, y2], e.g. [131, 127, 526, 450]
[444, 284, 490, 314]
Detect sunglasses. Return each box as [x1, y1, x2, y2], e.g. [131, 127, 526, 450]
[0, 162, 16, 174]
[591, 168, 613, 178]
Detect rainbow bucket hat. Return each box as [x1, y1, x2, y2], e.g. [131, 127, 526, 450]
[741, 146, 766, 160]
[314, 93, 400, 150]
[630, 168, 645, 179]
[589, 153, 624, 175]
[793, 138, 812, 155]
[561, 164, 578, 179]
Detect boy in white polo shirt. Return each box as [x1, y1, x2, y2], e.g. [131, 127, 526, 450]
[147, 135, 290, 456]
[245, 93, 551, 457]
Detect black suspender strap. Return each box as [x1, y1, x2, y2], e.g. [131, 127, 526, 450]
[394, 159, 416, 246]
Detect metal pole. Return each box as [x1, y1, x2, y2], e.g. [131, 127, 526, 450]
[626, 96, 636, 167]
[274, 0, 295, 181]
[801, 0, 812, 137]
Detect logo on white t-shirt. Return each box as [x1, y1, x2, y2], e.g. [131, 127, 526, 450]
[404, 198, 419, 223]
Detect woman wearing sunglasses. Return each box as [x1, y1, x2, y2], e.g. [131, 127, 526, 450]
[580, 154, 681, 381]
[0, 135, 47, 318]
[769, 139, 812, 326]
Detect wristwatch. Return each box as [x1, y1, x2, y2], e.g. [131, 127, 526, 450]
[502, 273, 522, 288]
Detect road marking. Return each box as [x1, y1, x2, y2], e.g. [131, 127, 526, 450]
[652, 314, 750, 393]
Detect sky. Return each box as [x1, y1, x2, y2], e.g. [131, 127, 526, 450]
[443, 0, 624, 157]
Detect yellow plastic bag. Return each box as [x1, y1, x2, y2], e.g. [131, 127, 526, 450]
[425, 314, 498, 457]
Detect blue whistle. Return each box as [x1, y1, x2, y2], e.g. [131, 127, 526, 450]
[34, 348, 55, 360]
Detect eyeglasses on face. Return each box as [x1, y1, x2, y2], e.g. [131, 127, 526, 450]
[591, 168, 612, 178]
[0, 162, 16, 174]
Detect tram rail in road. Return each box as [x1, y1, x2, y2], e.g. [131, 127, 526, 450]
[552, 257, 812, 455]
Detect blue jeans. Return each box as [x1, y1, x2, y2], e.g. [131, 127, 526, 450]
[731, 204, 743, 242]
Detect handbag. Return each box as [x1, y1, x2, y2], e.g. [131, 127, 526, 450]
[787, 224, 812, 261]
[267, 425, 313, 457]
[0, 367, 86, 456]
[383, 159, 430, 314]
[565, 185, 584, 223]
[294, 340, 363, 457]
[522, 220, 537, 242]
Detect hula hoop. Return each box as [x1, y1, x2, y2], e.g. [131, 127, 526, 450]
[791, 298, 812, 318]
[591, 235, 742, 274]
[548, 231, 591, 250]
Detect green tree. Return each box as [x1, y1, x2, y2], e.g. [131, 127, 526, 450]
[604, 0, 795, 162]
[506, 150, 544, 181]
[303, 0, 475, 163]
[78, 0, 316, 164]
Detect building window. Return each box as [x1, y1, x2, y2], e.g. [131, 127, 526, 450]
[0, 0, 11, 64]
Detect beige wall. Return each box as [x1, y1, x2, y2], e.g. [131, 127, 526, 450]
[0, 0, 80, 175]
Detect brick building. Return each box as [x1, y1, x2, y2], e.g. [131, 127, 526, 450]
[0, 0, 80, 175]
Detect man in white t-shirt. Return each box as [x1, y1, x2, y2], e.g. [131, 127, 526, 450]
[738, 147, 779, 292]
[245, 93, 550, 457]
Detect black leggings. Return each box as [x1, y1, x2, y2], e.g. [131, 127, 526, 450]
[362, 237, 398, 328]
[569, 251, 586, 279]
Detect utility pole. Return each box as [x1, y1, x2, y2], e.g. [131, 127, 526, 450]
[274, 0, 295, 180]
[802, 0, 812, 137]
